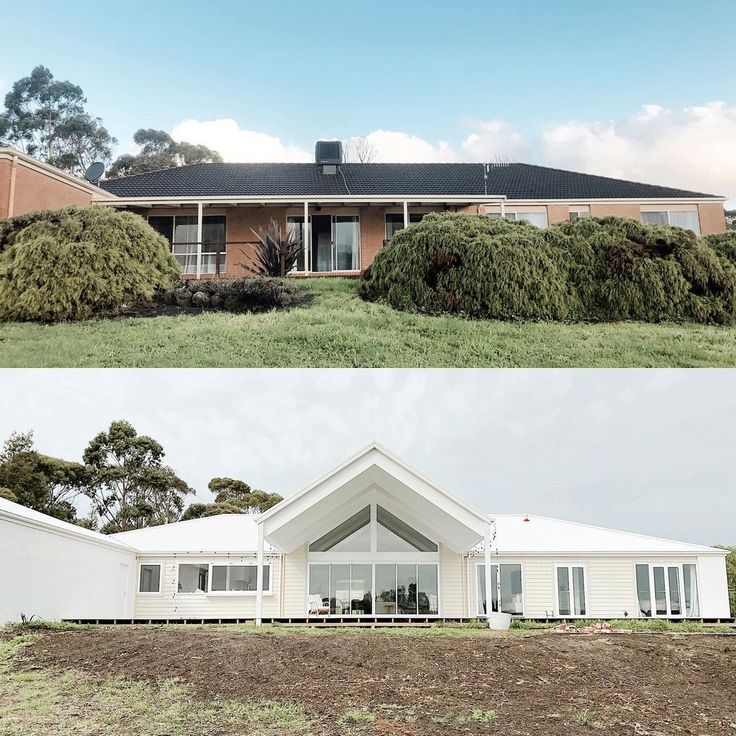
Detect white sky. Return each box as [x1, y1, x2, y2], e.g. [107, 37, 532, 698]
[1, 369, 733, 546]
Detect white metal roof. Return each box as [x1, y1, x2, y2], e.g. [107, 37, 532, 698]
[0, 497, 136, 552]
[475, 515, 726, 556]
[110, 513, 276, 554]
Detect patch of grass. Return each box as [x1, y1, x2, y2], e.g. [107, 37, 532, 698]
[338, 707, 377, 726]
[576, 708, 597, 726]
[1, 279, 735, 367]
[458, 708, 498, 724]
[0, 632, 314, 736]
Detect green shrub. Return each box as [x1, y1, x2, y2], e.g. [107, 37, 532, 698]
[704, 230, 736, 266]
[362, 214, 736, 324]
[546, 217, 736, 324]
[360, 213, 575, 320]
[0, 206, 180, 322]
[157, 277, 310, 313]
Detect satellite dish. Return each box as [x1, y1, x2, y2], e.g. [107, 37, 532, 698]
[84, 161, 105, 183]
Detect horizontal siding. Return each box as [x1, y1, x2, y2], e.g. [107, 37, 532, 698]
[282, 545, 307, 618]
[133, 555, 281, 619]
[440, 545, 465, 617]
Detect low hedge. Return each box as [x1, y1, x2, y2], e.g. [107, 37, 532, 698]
[157, 277, 310, 313]
[360, 213, 736, 324]
[0, 206, 180, 322]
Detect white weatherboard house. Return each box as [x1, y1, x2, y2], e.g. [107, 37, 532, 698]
[0, 445, 730, 624]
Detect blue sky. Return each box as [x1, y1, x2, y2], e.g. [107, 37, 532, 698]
[2, 0, 735, 198]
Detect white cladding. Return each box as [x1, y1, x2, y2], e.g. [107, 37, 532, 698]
[0, 498, 137, 624]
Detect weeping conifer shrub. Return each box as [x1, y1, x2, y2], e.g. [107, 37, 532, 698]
[704, 230, 736, 267]
[0, 206, 181, 322]
[544, 217, 736, 324]
[360, 213, 575, 320]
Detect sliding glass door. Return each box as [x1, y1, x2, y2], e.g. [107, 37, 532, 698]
[309, 562, 438, 616]
[635, 563, 698, 617]
[287, 215, 361, 272]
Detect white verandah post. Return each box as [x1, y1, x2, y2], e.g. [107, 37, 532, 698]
[484, 521, 492, 627]
[303, 201, 310, 273]
[403, 200, 409, 229]
[196, 201, 204, 279]
[256, 522, 264, 626]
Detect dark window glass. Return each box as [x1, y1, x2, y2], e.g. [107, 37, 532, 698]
[148, 216, 173, 243]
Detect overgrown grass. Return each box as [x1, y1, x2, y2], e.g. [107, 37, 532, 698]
[1, 279, 735, 367]
[0, 634, 314, 736]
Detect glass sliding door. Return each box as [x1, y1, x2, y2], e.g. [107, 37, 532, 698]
[350, 564, 373, 615]
[330, 564, 350, 615]
[417, 564, 438, 615]
[173, 216, 198, 274]
[309, 564, 330, 610]
[375, 564, 397, 615]
[638, 564, 694, 618]
[683, 564, 699, 617]
[397, 564, 417, 615]
[334, 216, 360, 271]
[476, 564, 524, 616]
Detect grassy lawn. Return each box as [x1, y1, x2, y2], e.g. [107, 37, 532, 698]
[1, 278, 735, 367]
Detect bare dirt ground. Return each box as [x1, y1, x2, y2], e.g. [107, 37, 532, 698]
[20, 627, 736, 735]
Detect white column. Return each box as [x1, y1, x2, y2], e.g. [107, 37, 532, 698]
[256, 522, 264, 626]
[484, 521, 492, 627]
[499, 200, 506, 218]
[403, 200, 409, 228]
[196, 201, 204, 279]
[303, 201, 310, 273]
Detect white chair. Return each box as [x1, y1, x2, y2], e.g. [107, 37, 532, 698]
[308, 594, 329, 615]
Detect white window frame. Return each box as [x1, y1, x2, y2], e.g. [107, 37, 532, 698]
[568, 209, 590, 221]
[287, 214, 361, 273]
[640, 210, 700, 235]
[504, 211, 549, 227]
[147, 214, 227, 275]
[554, 563, 589, 618]
[384, 212, 423, 240]
[633, 562, 698, 619]
[474, 561, 525, 617]
[208, 562, 272, 596]
[137, 562, 163, 595]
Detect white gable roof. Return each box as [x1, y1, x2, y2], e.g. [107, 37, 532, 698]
[481, 515, 726, 556]
[0, 497, 136, 552]
[111, 514, 276, 554]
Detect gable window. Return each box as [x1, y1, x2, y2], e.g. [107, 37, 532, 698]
[148, 214, 227, 274]
[641, 210, 700, 235]
[385, 213, 424, 240]
[139, 564, 161, 593]
[556, 564, 587, 617]
[476, 563, 523, 615]
[211, 564, 270, 593]
[309, 506, 371, 552]
[635, 563, 698, 617]
[376, 506, 438, 552]
[504, 211, 548, 227]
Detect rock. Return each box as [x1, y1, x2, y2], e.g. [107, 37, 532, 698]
[174, 288, 192, 307]
[191, 291, 210, 308]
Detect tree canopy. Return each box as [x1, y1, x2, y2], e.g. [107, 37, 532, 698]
[180, 477, 282, 520]
[0, 431, 89, 522]
[0, 65, 116, 176]
[82, 420, 193, 533]
[107, 128, 222, 178]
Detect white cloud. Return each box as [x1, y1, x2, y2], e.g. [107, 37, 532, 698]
[171, 118, 311, 162]
[540, 102, 736, 202]
[169, 102, 736, 202]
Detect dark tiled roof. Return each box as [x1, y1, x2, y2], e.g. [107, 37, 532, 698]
[100, 162, 717, 200]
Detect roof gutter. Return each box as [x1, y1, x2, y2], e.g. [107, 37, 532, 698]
[93, 194, 507, 206]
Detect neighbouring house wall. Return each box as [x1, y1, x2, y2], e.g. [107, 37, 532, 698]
[0, 158, 12, 218]
[468, 555, 727, 619]
[0, 516, 136, 624]
[7, 160, 95, 216]
[132, 554, 281, 620]
[698, 202, 727, 235]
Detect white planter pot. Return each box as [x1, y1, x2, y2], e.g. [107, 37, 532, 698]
[487, 612, 512, 630]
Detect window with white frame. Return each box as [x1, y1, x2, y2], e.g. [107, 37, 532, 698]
[504, 211, 549, 227]
[641, 210, 700, 235]
[139, 564, 161, 593]
[556, 564, 587, 616]
[569, 210, 590, 221]
[385, 213, 424, 240]
[148, 215, 227, 274]
[476, 563, 523, 615]
[176, 562, 270, 594]
[635, 563, 698, 617]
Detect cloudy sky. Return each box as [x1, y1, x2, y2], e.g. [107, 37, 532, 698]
[1, 369, 733, 546]
[1, 0, 735, 202]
